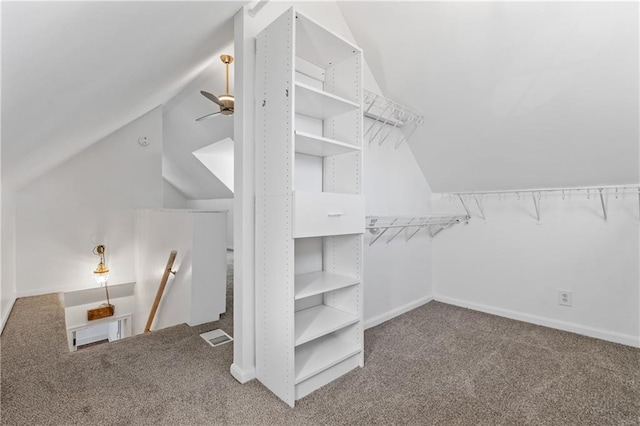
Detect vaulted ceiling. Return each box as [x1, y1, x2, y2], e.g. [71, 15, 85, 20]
[2, 1, 247, 189]
[3, 1, 637, 195]
[339, 1, 639, 192]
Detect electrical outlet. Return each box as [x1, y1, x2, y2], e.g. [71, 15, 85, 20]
[558, 290, 573, 307]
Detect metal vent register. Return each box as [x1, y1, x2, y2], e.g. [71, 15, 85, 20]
[199, 329, 233, 347]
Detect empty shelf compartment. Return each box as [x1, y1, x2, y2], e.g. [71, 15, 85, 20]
[296, 82, 359, 119]
[295, 271, 359, 300]
[295, 327, 361, 384]
[295, 305, 359, 346]
[296, 12, 360, 70]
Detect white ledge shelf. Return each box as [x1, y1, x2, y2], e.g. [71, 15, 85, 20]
[295, 332, 361, 384]
[295, 82, 359, 119]
[295, 271, 359, 300]
[295, 131, 360, 157]
[295, 305, 359, 346]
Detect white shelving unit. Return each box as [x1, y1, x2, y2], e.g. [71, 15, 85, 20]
[255, 8, 364, 407]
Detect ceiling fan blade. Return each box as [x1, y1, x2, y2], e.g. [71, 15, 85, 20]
[201, 90, 224, 107]
[195, 111, 222, 122]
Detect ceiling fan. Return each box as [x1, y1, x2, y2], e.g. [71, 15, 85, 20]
[196, 54, 234, 121]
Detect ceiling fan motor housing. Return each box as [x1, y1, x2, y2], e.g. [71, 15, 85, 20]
[218, 94, 234, 114]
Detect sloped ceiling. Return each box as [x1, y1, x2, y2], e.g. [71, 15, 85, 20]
[2, 1, 247, 189]
[162, 56, 234, 200]
[339, 2, 639, 192]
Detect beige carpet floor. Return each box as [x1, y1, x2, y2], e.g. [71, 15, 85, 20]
[1, 259, 639, 424]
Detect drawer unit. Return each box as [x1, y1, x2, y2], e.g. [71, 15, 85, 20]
[293, 191, 364, 238]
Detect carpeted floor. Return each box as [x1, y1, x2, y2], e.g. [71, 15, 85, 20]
[1, 256, 639, 425]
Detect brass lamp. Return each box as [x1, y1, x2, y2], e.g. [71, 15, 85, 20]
[88, 244, 115, 321]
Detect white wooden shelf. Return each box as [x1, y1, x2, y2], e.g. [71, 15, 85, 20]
[295, 305, 359, 346]
[294, 271, 359, 300]
[296, 13, 360, 69]
[295, 82, 359, 119]
[295, 131, 360, 157]
[295, 332, 361, 384]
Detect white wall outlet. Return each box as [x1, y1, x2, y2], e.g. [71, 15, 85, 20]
[138, 136, 149, 146]
[558, 289, 573, 307]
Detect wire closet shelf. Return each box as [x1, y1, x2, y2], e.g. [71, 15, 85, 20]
[363, 89, 424, 148]
[366, 215, 468, 246]
[446, 184, 640, 222]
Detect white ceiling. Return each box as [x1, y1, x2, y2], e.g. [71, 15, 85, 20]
[339, 1, 639, 192]
[4, 1, 637, 195]
[2, 1, 247, 188]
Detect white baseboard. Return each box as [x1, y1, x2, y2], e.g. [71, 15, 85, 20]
[230, 363, 256, 384]
[0, 293, 17, 335]
[364, 295, 434, 330]
[434, 294, 640, 348]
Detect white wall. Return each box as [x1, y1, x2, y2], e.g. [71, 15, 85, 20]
[363, 121, 432, 328]
[162, 179, 189, 209]
[15, 107, 163, 296]
[187, 198, 234, 249]
[432, 193, 640, 347]
[135, 209, 227, 335]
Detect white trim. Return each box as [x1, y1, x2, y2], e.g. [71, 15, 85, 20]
[230, 363, 256, 384]
[0, 293, 17, 335]
[17, 285, 91, 298]
[67, 313, 132, 352]
[364, 295, 434, 330]
[75, 332, 110, 347]
[17, 281, 136, 299]
[434, 294, 640, 348]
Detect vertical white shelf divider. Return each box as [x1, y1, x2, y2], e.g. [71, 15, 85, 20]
[255, 7, 364, 407]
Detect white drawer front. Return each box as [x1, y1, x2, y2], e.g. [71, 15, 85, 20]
[293, 192, 364, 238]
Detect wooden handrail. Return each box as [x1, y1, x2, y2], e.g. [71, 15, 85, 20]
[144, 250, 177, 333]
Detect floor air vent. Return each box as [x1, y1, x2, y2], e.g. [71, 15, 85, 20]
[199, 329, 233, 347]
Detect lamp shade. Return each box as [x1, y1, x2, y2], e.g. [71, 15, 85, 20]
[93, 261, 110, 284]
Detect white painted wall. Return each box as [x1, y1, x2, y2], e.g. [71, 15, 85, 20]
[339, 2, 639, 193]
[15, 107, 163, 296]
[162, 179, 189, 209]
[431, 193, 640, 347]
[187, 198, 234, 249]
[135, 209, 227, 335]
[363, 121, 432, 328]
